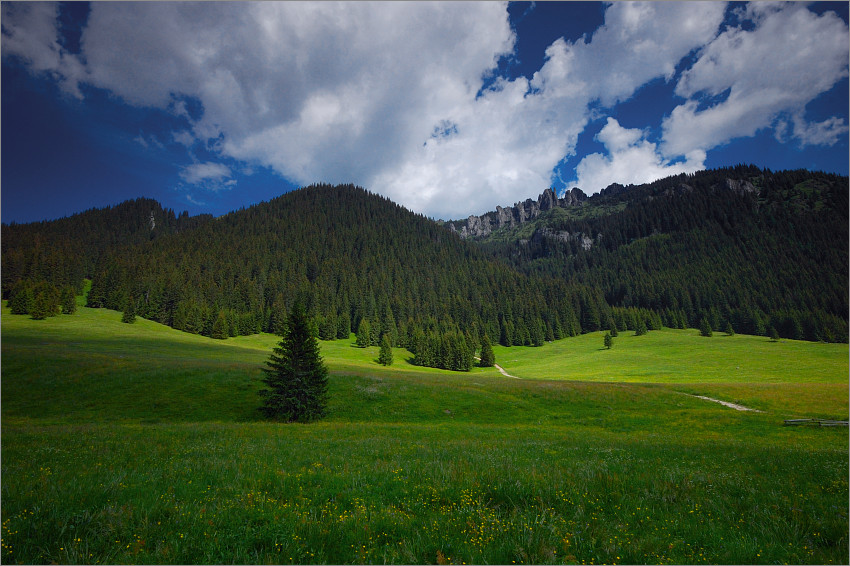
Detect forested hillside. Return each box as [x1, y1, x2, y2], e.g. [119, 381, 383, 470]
[3, 167, 847, 354]
[2, 185, 607, 366]
[2, 198, 212, 293]
[470, 165, 849, 342]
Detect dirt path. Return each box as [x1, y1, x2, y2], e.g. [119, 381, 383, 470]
[474, 357, 521, 379]
[493, 362, 520, 379]
[685, 393, 763, 412]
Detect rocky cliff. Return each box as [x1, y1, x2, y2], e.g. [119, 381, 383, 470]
[448, 187, 587, 239]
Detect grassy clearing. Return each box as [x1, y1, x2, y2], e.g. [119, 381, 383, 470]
[2, 306, 848, 564]
[491, 328, 847, 384]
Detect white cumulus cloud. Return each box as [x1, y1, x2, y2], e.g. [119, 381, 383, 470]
[573, 118, 705, 193]
[5, 2, 845, 219]
[1, 1, 86, 98]
[5, 1, 728, 218]
[662, 2, 849, 157]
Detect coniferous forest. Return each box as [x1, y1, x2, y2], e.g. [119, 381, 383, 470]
[474, 165, 848, 343]
[2, 165, 848, 372]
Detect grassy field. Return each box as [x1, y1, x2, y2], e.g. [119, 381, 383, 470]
[1, 304, 847, 564]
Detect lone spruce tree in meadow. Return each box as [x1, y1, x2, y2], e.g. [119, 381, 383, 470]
[259, 302, 328, 422]
[604, 331, 613, 349]
[699, 317, 713, 337]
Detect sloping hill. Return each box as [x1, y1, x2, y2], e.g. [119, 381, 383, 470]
[3, 184, 604, 347]
[3, 167, 847, 345]
[1, 197, 212, 293]
[464, 166, 849, 342]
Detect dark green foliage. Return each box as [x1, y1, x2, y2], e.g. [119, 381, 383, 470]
[318, 315, 337, 341]
[378, 334, 393, 366]
[29, 281, 60, 320]
[499, 319, 512, 347]
[3, 184, 593, 344]
[8, 280, 34, 314]
[604, 332, 613, 349]
[60, 286, 77, 314]
[211, 311, 228, 339]
[699, 317, 713, 338]
[3, 169, 847, 345]
[479, 334, 495, 367]
[412, 328, 473, 371]
[356, 319, 371, 348]
[2, 198, 211, 304]
[769, 327, 780, 342]
[259, 302, 328, 422]
[725, 321, 735, 336]
[476, 166, 848, 343]
[634, 317, 648, 336]
[336, 312, 351, 339]
[121, 295, 136, 324]
[29, 290, 53, 320]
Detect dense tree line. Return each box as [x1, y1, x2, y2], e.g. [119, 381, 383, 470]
[477, 166, 848, 343]
[4, 165, 845, 369]
[3, 185, 608, 370]
[2, 197, 211, 296]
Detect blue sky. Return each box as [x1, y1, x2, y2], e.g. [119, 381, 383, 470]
[2, 1, 848, 223]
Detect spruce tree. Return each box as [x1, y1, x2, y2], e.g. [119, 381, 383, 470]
[479, 334, 495, 367]
[30, 291, 52, 320]
[356, 318, 371, 347]
[9, 281, 34, 315]
[699, 317, 712, 337]
[336, 312, 351, 339]
[122, 295, 136, 324]
[211, 311, 228, 339]
[259, 302, 328, 422]
[604, 331, 613, 349]
[378, 334, 393, 366]
[60, 286, 77, 315]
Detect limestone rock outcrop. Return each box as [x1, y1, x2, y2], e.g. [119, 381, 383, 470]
[449, 187, 587, 239]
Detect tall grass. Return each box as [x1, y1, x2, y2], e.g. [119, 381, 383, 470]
[2, 306, 847, 564]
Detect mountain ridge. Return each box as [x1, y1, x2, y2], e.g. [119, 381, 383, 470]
[445, 186, 588, 239]
[2, 165, 847, 344]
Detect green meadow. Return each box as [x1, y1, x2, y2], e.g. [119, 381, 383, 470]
[1, 304, 847, 564]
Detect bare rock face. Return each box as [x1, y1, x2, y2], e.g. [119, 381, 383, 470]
[725, 178, 758, 196]
[451, 187, 587, 239]
[530, 226, 600, 252]
[561, 187, 586, 207]
[538, 188, 557, 211]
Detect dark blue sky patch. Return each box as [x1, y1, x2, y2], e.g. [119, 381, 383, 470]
[57, 2, 90, 55]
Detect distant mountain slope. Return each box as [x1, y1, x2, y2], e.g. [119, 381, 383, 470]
[3, 185, 604, 347]
[463, 165, 849, 342]
[3, 167, 847, 345]
[1, 197, 212, 293]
